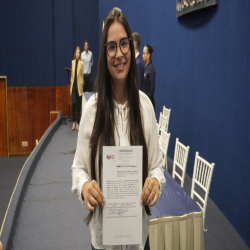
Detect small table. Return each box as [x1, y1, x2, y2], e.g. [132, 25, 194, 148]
[150, 170, 204, 250]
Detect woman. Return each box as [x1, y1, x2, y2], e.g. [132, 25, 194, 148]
[70, 46, 84, 131]
[142, 45, 155, 110]
[71, 8, 165, 250]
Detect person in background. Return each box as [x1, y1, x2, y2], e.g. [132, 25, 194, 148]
[71, 7, 165, 250]
[132, 32, 144, 91]
[81, 40, 93, 92]
[70, 46, 84, 131]
[142, 44, 155, 110]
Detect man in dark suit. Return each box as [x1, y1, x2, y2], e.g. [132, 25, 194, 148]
[132, 32, 144, 91]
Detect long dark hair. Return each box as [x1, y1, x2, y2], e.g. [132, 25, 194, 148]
[85, 7, 150, 224]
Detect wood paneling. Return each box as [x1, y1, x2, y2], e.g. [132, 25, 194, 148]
[8, 87, 34, 155]
[33, 87, 56, 145]
[0, 77, 8, 156]
[56, 85, 71, 116]
[6, 86, 69, 156]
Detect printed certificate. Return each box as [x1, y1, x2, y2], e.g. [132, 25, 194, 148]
[103, 146, 143, 245]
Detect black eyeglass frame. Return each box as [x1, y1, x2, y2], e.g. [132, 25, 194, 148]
[105, 37, 132, 58]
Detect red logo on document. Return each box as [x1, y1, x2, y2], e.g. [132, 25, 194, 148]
[106, 155, 115, 160]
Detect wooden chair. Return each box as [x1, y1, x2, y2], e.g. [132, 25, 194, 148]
[159, 130, 171, 170]
[172, 138, 190, 188]
[191, 152, 215, 231]
[158, 114, 170, 168]
[157, 112, 162, 137]
[162, 105, 171, 132]
[159, 113, 168, 134]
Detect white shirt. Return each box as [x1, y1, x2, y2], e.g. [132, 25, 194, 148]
[71, 91, 166, 250]
[81, 50, 93, 74]
[135, 52, 139, 59]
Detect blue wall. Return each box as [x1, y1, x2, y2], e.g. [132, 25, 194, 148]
[0, 0, 99, 87]
[99, 0, 250, 246]
[0, 0, 249, 246]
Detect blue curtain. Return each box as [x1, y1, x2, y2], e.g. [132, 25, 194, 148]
[0, 0, 99, 87]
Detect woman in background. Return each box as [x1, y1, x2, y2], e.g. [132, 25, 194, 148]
[70, 46, 84, 131]
[142, 44, 155, 110]
[71, 8, 165, 250]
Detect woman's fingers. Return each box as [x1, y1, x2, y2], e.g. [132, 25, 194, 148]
[86, 198, 95, 212]
[146, 188, 155, 204]
[141, 177, 150, 204]
[83, 177, 160, 212]
[92, 181, 105, 205]
[148, 192, 159, 207]
[82, 180, 105, 212]
[141, 177, 159, 206]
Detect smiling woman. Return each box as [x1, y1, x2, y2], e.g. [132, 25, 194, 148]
[106, 22, 132, 102]
[71, 7, 166, 250]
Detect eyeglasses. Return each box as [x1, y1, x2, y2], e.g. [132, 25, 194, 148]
[105, 37, 131, 58]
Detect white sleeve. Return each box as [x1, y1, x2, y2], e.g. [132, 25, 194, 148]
[141, 92, 166, 196]
[71, 95, 96, 203]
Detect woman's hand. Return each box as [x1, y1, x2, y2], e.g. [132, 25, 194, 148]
[82, 180, 105, 212]
[141, 177, 159, 207]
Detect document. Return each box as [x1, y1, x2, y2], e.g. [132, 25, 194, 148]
[103, 146, 143, 245]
